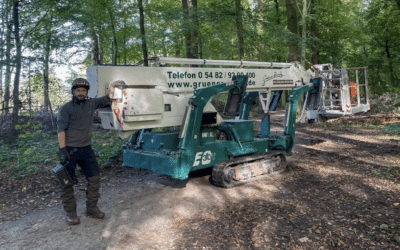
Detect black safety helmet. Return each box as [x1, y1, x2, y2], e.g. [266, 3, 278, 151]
[71, 78, 90, 94]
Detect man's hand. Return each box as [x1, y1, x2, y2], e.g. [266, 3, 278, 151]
[107, 86, 115, 99]
[59, 147, 69, 164]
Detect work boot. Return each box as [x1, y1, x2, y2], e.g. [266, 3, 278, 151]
[86, 175, 105, 219]
[60, 184, 80, 225]
[66, 212, 80, 225]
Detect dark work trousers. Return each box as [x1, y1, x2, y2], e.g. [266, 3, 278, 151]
[64, 145, 100, 180]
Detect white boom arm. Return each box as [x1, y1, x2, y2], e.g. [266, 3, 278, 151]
[87, 57, 314, 138]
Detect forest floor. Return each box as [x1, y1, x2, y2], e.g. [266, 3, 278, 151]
[1, 112, 400, 249]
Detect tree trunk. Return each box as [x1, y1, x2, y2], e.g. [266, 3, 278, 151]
[138, 0, 148, 66]
[0, 50, 2, 114]
[123, 20, 127, 65]
[28, 59, 32, 115]
[310, 0, 317, 64]
[4, 21, 12, 114]
[12, 0, 22, 137]
[97, 25, 104, 65]
[43, 18, 52, 112]
[0, 0, 12, 114]
[274, 0, 280, 25]
[108, 9, 118, 65]
[256, 0, 264, 61]
[112, 35, 117, 65]
[301, 0, 308, 66]
[0, 53, 2, 114]
[182, 0, 194, 59]
[90, 28, 99, 65]
[191, 0, 199, 59]
[274, 0, 281, 62]
[172, 20, 180, 58]
[385, 40, 396, 84]
[235, 0, 244, 60]
[199, 35, 203, 59]
[0, 0, 5, 114]
[286, 0, 299, 62]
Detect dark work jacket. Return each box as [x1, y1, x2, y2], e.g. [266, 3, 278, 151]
[57, 96, 110, 147]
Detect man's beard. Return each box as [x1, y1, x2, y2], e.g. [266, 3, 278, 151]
[73, 95, 87, 103]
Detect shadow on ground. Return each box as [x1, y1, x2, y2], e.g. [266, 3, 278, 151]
[170, 128, 400, 250]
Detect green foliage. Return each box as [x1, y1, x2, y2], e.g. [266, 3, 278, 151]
[370, 155, 400, 179]
[26, 73, 70, 107]
[0, 122, 58, 178]
[152, 126, 180, 133]
[362, 0, 400, 94]
[91, 130, 127, 166]
[2, 0, 400, 117]
[369, 93, 400, 114]
[211, 93, 228, 112]
[0, 120, 127, 178]
[381, 123, 400, 135]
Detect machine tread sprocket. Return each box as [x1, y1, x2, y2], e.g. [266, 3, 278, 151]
[210, 152, 286, 188]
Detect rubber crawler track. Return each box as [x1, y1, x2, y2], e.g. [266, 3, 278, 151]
[210, 152, 287, 188]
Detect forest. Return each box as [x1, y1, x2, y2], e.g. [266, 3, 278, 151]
[0, 0, 399, 122]
[1, 0, 400, 249]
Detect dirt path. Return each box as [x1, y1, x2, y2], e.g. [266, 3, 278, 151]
[1, 118, 400, 249]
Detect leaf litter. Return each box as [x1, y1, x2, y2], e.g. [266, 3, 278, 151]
[0, 115, 400, 249]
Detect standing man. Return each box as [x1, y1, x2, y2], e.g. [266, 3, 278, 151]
[57, 78, 114, 225]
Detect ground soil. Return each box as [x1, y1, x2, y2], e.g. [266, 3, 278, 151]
[1, 113, 400, 250]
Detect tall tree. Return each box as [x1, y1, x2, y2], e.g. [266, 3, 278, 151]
[3, 2, 12, 114]
[0, 0, 5, 113]
[25, 0, 80, 110]
[138, 0, 148, 66]
[97, 25, 104, 64]
[286, 0, 299, 62]
[191, 0, 200, 59]
[363, 0, 400, 92]
[235, 0, 244, 60]
[274, 0, 280, 25]
[108, 6, 118, 65]
[42, 16, 52, 111]
[182, 0, 194, 59]
[12, 0, 22, 137]
[90, 27, 100, 65]
[310, 0, 317, 64]
[300, 0, 310, 66]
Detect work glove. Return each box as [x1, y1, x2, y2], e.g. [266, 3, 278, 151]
[59, 147, 69, 164]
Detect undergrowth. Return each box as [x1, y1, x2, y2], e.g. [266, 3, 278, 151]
[0, 121, 58, 178]
[321, 119, 400, 135]
[370, 155, 400, 179]
[369, 93, 400, 114]
[2, 91, 399, 178]
[0, 120, 126, 178]
[381, 123, 400, 135]
[318, 93, 400, 135]
[91, 129, 127, 166]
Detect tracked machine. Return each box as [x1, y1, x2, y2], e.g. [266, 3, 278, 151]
[300, 64, 370, 123]
[87, 57, 369, 187]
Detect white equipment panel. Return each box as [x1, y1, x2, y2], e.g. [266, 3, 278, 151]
[87, 60, 312, 138]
